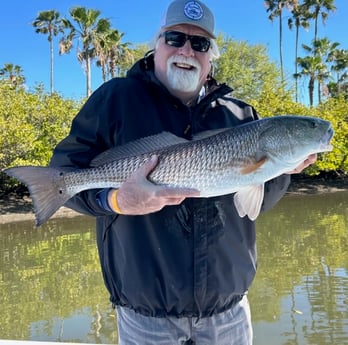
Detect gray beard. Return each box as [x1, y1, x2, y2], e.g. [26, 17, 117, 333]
[166, 56, 201, 92]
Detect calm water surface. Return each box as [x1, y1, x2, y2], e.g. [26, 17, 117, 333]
[0, 191, 347, 345]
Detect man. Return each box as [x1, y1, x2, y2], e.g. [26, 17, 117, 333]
[50, 1, 316, 344]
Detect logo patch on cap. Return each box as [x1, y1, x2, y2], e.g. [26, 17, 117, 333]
[184, 1, 204, 21]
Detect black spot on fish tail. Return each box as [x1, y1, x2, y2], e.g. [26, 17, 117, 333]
[4, 166, 74, 227]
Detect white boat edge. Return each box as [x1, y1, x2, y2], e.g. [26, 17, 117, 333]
[0, 341, 108, 345]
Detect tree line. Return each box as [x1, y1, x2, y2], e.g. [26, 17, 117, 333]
[0, 77, 347, 187]
[0, 7, 130, 98]
[0, 1, 347, 104]
[0, 1, 347, 188]
[31, 7, 134, 97]
[0, 7, 135, 98]
[265, 0, 347, 105]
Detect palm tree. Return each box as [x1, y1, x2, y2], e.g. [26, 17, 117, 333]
[265, 0, 298, 82]
[94, 29, 113, 82]
[327, 48, 348, 98]
[295, 38, 338, 105]
[59, 7, 112, 97]
[311, 37, 340, 102]
[0, 63, 25, 88]
[288, 3, 311, 101]
[107, 34, 133, 78]
[303, 0, 336, 41]
[32, 10, 62, 95]
[301, 0, 336, 103]
[95, 29, 132, 81]
[295, 55, 326, 106]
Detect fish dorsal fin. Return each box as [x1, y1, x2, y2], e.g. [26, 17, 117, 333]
[192, 128, 230, 141]
[90, 132, 188, 167]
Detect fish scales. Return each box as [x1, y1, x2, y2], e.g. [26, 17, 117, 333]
[147, 122, 264, 192]
[79, 128, 257, 193]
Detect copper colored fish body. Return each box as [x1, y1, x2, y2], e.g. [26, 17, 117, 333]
[4, 115, 334, 226]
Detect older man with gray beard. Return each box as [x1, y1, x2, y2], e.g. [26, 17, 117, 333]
[49, 0, 316, 344]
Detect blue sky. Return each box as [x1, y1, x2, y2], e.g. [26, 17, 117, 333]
[1, 0, 347, 102]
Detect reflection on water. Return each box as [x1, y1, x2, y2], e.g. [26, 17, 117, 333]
[0, 216, 117, 344]
[251, 191, 348, 345]
[0, 191, 347, 344]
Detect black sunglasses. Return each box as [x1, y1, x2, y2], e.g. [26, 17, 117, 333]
[160, 31, 211, 53]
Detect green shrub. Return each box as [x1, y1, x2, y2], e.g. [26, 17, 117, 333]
[0, 84, 82, 169]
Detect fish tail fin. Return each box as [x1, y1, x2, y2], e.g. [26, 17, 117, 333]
[4, 166, 73, 227]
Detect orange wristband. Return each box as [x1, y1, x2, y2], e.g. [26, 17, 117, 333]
[108, 189, 123, 214]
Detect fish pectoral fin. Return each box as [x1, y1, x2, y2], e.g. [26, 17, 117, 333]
[233, 184, 265, 221]
[240, 157, 267, 175]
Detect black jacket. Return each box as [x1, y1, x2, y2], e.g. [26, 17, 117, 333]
[50, 54, 290, 317]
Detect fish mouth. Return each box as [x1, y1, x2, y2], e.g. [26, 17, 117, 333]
[320, 126, 334, 151]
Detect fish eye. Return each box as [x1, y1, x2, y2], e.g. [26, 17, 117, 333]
[310, 121, 318, 128]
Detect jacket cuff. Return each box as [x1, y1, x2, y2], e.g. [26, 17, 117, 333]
[96, 188, 114, 212]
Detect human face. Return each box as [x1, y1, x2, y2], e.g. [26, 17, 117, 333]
[154, 24, 212, 104]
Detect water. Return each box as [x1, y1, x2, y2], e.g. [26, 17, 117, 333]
[0, 191, 347, 344]
[251, 191, 348, 345]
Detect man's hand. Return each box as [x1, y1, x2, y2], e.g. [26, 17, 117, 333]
[108, 155, 200, 215]
[286, 153, 317, 174]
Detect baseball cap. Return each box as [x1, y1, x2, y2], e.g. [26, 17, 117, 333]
[162, 0, 215, 38]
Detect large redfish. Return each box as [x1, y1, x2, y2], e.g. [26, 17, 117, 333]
[4, 115, 334, 226]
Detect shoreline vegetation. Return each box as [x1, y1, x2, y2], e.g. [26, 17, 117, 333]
[0, 174, 347, 225]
